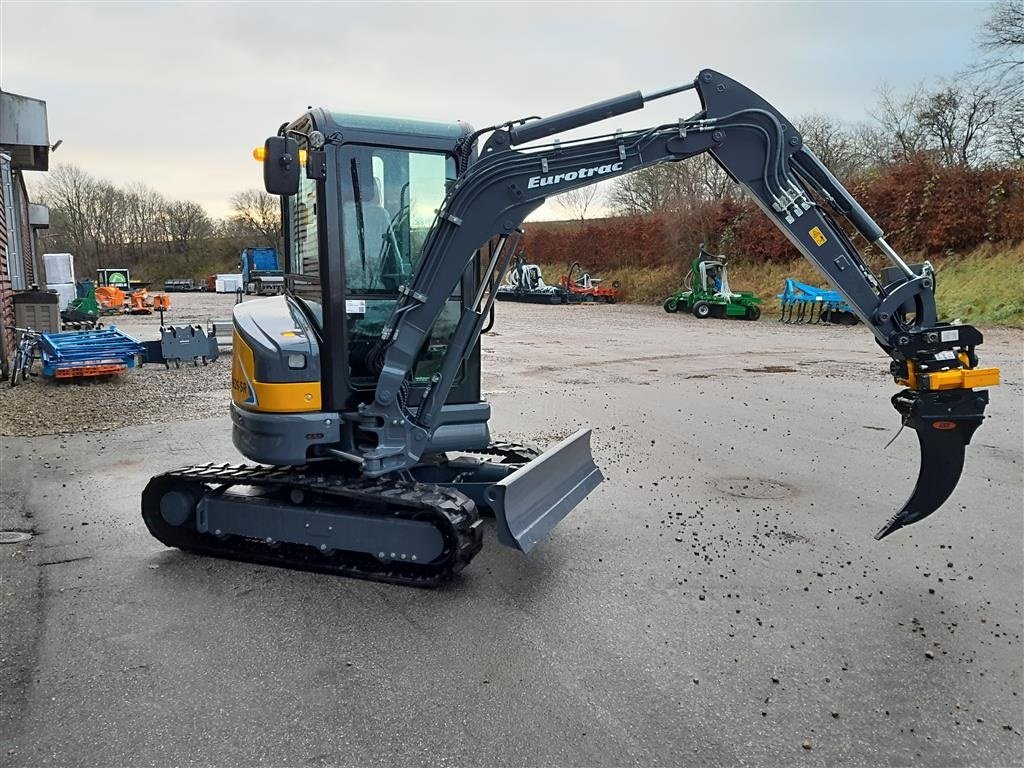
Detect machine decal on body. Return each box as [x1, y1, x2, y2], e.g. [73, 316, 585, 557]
[528, 162, 624, 189]
[231, 374, 256, 405]
[808, 226, 827, 246]
[231, 330, 258, 406]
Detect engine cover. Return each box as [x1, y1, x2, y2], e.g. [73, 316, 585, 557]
[232, 295, 322, 413]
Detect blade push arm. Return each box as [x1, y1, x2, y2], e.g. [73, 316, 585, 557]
[354, 69, 998, 538]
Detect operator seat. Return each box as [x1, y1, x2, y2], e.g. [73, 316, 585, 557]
[342, 177, 396, 291]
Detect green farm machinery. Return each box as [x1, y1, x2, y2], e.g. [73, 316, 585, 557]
[59, 282, 103, 330]
[663, 247, 761, 320]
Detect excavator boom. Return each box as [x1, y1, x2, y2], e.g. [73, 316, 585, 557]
[298, 69, 998, 538]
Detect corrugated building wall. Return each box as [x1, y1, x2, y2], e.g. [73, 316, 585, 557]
[1, 89, 52, 376]
[0, 154, 14, 374]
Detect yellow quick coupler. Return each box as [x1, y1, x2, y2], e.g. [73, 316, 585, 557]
[896, 360, 1001, 391]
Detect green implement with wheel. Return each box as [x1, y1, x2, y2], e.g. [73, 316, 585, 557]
[663, 246, 761, 320]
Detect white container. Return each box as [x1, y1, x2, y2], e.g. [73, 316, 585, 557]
[215, 279, 225, 293]
[46, 283, 77, 310]
[43, 253, 75, 285]
[215, 273, 243, 292]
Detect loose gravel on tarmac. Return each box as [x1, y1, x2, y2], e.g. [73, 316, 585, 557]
[0, 292, 238, 437]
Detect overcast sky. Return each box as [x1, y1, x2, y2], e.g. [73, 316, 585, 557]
[1, 1, 991, 219]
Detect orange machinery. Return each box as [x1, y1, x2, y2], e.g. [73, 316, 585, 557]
[95, 286, 126, 314]
[129, 289, 172, 315]
[558, 261, 621, 304]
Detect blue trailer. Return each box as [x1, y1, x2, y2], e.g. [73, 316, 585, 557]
[241, 248, 283, 295]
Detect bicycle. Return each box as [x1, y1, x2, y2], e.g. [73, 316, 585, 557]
[7, 327, 43, 388]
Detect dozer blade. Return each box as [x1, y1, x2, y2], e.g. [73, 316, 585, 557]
[875, 388, 989, 540]
[486, 428, 604, 553]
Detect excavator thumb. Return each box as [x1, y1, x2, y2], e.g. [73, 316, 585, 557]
[486, 429, 604, 553]
[875, 388, 989, 540]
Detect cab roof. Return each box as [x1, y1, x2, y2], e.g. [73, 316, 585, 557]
[324, 111, 470, 140]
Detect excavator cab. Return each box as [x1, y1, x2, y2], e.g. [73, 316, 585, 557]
[233, 114, 491, 462]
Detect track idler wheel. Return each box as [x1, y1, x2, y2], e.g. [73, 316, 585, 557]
[875, 388, 989, 540]
[141, 475, 209, 551]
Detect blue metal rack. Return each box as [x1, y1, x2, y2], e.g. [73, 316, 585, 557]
[38, 327, 145, 379]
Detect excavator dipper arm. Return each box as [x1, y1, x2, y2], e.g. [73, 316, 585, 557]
[348, 68, 999, 539]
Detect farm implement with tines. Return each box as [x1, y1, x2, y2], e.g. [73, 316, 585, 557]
[778, 278, 860, 324]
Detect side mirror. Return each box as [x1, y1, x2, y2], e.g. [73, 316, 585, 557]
[263, 136, 300, 196]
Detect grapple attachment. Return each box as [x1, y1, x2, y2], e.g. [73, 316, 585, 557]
[875, 388, 990, 540]
[486, 428, 604, 553]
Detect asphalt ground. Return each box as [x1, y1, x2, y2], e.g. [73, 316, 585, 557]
[1, 299, 1021, 767]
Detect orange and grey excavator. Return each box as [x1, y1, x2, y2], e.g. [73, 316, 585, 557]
[142, 69, 1000, 585]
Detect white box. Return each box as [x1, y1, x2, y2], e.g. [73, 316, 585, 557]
[215, 273, 243, 292]
[46, 283, 77, 310]
[43, 253, 75, 285]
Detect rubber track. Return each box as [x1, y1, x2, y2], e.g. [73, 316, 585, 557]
[141, 463, 482, 587]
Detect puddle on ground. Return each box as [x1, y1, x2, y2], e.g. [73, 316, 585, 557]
[742, 365, 797, 374]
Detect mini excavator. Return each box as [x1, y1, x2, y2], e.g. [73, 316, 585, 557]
[142, 69, 1000, 585]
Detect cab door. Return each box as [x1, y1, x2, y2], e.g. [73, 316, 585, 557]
[335, 144, 482, 412]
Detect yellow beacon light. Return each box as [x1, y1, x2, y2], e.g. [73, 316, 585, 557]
[252, 146, 307, 164]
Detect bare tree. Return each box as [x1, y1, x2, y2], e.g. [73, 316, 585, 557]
[976, 0, 1024, 86]
[229, 189, 281, 248]
[124, 182, 167, 257]
[607, 157, 735, 216]
[796, 113, 866, 180]
[974, 0, 1024, 164]
[553, 185, 601, 224]
[163, 200, 213, 263]
[692, 154, 735, 200]
[871, 83, 932, 164]
[607, 164, 678, 216]
[86, 182, 126, 266]
[868, 78, 1002, 168]
[38, 164, 96, 259]
[37, 163, 270, 278]
[991, 95, 1024, 163]
[915, 81, 998, 167]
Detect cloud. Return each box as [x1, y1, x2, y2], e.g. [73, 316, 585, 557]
[2, 1, 985, 218]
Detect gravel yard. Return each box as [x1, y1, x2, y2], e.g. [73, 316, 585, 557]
[0, 292, 240, 437]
